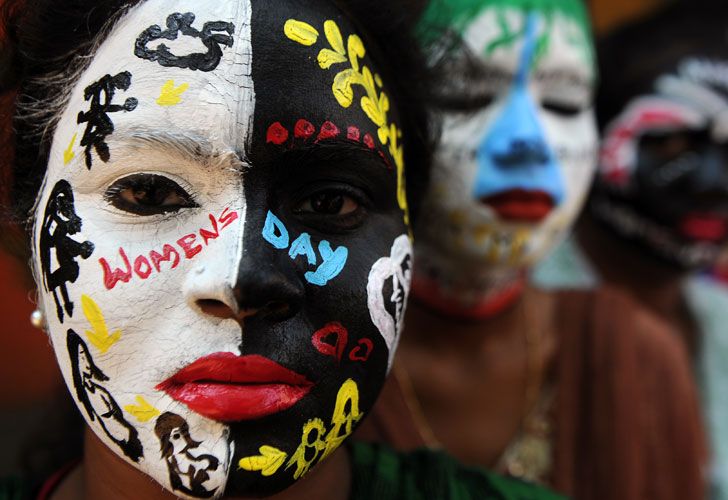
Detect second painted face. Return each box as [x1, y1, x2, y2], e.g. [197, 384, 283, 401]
[417, 0, 597, 273]
[32, 0, 412, 497]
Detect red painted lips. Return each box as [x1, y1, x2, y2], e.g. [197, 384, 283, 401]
[679, 213, 728, 242]
[156, 353, 313, 422]
[482, 189, 554, 222]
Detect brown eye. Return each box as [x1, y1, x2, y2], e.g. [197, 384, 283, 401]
[297, 192, 359, 215]
[105, 174, 198, 216]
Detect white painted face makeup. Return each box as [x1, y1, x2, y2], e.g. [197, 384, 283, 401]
[414, 2, 597, 314]
[31, 0, 413, 497]
[33, 1, 251, 496]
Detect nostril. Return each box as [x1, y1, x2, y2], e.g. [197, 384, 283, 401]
[197, 299, 235, 319]
[262, 300, 291, 320]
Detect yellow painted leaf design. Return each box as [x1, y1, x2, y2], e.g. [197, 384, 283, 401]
[157, 80, 189, 106]
[284, 19, 319, 46]
[82, 294, 122, 354]
[346, 34, 365, 72]
[324, 20, 345, 55]
[63, 133, 77, 165]
[124, 395, 160, 423]
[318, 48, 347, 69]
[362, 68, 389, 131]
[239, 446, 288, 477]
[332, 69, 359, 108]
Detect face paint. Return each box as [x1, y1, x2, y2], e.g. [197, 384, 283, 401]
[31, 0, 411, 497]
[595, 57, 728, 269]
[414, 0, 597, 315]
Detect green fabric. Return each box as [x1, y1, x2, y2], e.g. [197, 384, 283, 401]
[349, 441, 567, 500]
[0, 476, 29, 500]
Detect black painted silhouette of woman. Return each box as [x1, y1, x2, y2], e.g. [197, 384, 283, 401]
[39, 180, 94, 322]
[67, 330, 143, 461]
[155, 412, 220, 498]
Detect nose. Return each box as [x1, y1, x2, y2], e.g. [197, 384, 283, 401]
[691, 146, 728, 199]
[195, 246, 305, 324]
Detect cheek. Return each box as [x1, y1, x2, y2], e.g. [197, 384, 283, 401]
[428, 110, 497, 208]
[35, 180, 246, 389]
[543, 111, 598, 205]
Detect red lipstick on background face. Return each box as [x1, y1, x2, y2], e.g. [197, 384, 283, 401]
[679, 213, 728, 242]
[481, 189, 555, 222]
[156, 353, 313, 422]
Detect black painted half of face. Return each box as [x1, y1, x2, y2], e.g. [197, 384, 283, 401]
[633, 128, 728, 227]
[225, 0, 406, 495]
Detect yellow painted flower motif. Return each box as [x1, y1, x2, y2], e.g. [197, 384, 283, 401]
[285, 18, 411, 234]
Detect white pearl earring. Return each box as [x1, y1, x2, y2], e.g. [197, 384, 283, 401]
[30, 309, 46, 330]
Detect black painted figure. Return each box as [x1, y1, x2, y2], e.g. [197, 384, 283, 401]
[38, 180, 95, 322]
[67, 330, 143, 462]
[135, 12, 235, 72]
[155, 412, 220, 499]
[77, 72, 138, 169]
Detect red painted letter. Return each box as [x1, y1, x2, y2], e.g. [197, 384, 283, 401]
[150, 244, 181, 272]
[134, 255, 153, 279]
[200, 214, 220, 245]
[218, 207, 239, 230]
[178, 234, 203, 259]
[99, 248, 132, 290]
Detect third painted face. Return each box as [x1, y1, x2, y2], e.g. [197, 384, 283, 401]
[31, 0, 413, 497]
[418, 0, 597, 274]
[596, 56, 728, 268]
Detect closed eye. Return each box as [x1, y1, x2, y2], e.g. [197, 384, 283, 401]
[542, 100, 584, 117]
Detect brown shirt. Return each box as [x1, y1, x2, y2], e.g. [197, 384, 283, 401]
[356, 287, 707, 500]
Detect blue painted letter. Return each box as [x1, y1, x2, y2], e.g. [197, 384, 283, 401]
[305, 241, 348, 286]
[289, 233, 317, 265]
[262, 211, 289, 249]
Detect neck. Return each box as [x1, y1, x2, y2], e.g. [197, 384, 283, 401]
[412, 241, 526, 320]
[577, 212, 688, 322]
[79, 428, 351, 500]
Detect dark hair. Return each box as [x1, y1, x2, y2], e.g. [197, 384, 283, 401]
[155, 412, 201, 458]
[0, 0, 433, 239]
[596, 0, 728, 129]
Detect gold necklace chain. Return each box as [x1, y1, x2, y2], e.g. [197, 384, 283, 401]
[395, 293, 554, 480]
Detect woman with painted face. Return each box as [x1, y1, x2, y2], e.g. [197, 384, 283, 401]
[530, 0, 728, 496]
[0, 0, 567, 498]
[356, 1, 707, 499]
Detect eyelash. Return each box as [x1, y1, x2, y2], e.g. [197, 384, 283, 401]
[291, 184, 369, 232]
[104, 173, 199, 216]
[542, 100, 585, 117]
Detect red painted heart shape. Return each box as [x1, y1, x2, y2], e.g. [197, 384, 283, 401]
[349, 338, 373, 362]
[312, 322, 348, 362]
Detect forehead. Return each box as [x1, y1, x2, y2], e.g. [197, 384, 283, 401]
[424, 0, 594, 77]
[63, 0, 390, 156]
[73, 0, 254, 152]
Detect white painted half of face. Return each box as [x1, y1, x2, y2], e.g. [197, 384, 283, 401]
[419, 8, 598, 273]
[367, 234, 413, 369]
[32, 1, 254, 497]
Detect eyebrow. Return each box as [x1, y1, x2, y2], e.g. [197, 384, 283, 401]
[112, 128, 242, 170]
[273, 137, 393, 171]
[534, 67, 593, 89]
